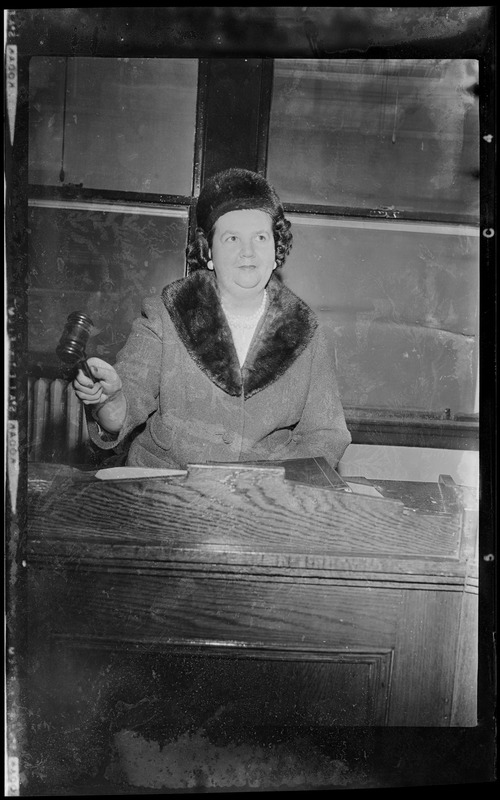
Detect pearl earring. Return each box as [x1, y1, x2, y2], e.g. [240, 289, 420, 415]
[207, 259, 214, 271]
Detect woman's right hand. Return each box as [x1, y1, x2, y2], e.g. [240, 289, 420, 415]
[73, 357, 123, 406]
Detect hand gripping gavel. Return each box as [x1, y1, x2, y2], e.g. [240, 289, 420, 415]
[56, 312, 96, 383]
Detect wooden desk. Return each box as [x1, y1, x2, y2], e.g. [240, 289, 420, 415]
[25, 459, 478, 740]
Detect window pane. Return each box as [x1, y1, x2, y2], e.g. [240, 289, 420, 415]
[268, 59, 479, 219]
[282, 215, 479, 415]
[28, 204, 188, 364]
[29, 57, 199, 195]
[28, 57, 67, 186]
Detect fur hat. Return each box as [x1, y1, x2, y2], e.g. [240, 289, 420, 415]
[196, 168, 284, 234]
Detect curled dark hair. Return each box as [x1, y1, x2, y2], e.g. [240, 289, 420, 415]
[273, 215, 293, 269]
[186, 214, 293, 273]
[186, 227, 212, 273]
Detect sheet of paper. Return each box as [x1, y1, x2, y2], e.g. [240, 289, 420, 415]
[95, 467, 187, 480]
[345, 481, 385, 498]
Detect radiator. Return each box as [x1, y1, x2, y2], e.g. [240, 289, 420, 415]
[28, 377, 90, 463]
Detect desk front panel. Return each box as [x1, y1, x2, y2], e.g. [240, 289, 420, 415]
[27, 560, 473, 727]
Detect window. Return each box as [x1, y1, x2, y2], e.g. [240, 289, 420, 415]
[29, 57, 198, 194]
[268, 59, 479, 218]
[267, 59, 479, 418]
[27, 57, 199, 372]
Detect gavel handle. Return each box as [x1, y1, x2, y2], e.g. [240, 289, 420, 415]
[78, 359, 96, 383]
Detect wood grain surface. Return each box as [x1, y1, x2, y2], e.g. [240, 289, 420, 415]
[27, 463, 472, 563]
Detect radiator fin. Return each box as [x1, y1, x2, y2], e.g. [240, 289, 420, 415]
[28, 377, 90, 464]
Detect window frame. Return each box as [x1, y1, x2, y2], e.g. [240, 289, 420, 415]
[260, 58, 479, 448]
[25, 55, 480, 449]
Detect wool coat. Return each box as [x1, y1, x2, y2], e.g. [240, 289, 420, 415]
[88, 270, 351, 469]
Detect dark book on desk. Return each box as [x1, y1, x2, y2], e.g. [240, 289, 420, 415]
[271, 457, 351, 492]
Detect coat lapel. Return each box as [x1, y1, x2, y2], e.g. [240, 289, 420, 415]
[161, 270, 318, 399]
[162, 271, 242, 396]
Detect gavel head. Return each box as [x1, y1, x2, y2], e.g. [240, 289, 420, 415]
[56, 312, 94, 365]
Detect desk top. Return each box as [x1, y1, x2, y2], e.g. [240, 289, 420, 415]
[26, 461, 478, 575]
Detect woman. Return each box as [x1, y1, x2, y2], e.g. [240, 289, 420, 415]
[74, 168, 351, 468]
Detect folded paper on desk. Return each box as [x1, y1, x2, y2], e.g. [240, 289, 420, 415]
[95, 467, 187, 480]
[345, 481, 384, 498]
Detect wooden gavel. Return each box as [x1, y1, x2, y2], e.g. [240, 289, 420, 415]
[56, 312, 96, 383]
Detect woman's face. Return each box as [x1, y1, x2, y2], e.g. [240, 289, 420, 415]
[210, 209, 276, 302]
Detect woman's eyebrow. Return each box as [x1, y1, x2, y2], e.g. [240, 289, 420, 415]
[221, 229, 270, 236]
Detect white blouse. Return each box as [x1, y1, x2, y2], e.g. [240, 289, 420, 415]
[222, 291, 267, 366]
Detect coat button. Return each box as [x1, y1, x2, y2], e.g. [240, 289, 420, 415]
[221, 430, 233, 444]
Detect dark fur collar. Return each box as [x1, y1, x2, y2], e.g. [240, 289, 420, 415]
[161, 270, 318, 399]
